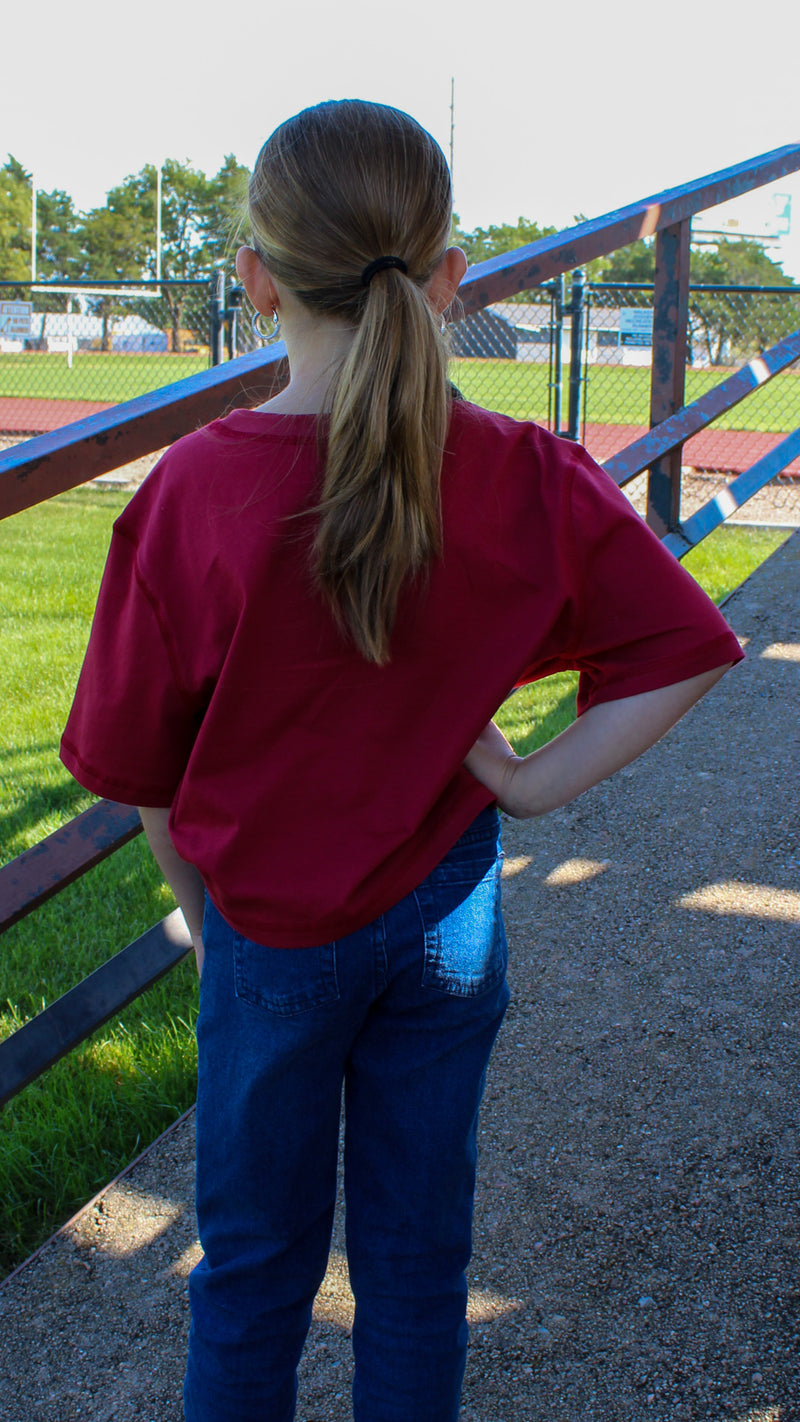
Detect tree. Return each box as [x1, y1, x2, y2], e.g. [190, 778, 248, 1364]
[587, 230, 796, 365]
[452, 217, 559, 306]
[76, 203, 151, 349]
[1, 158, 85, 353]
[587, 238, 656, 284]
[688, 238, 796, 365]
[203, 154, 250, 269]
[104, 161, 210, 350]
[75, 157, 251, 351]
[0, 156, 33, 282]
[1, 152, 251, 353]
[454, 216, 557, 266]
[34, 188, 82, 281]
[159, 155, 249, 346]
[0, 157, 81, 285]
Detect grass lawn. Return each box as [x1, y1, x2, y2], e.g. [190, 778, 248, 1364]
[451, 358, 800, 434]
[0, 486, 792, 1274]
[0, 487, 199, 1273]
[0, 351, 209, 405]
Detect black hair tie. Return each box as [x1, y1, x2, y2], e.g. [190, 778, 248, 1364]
[361, 255, 409, 286]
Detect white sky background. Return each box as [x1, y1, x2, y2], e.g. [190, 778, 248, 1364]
[2, 0, 799, 277]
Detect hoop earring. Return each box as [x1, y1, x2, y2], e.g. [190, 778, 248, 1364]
[252, 307, 281, 344]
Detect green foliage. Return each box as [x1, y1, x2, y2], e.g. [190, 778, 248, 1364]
[691, 237, 794, 288]
[78, 203, 149, 280]
[1, 151, 250, 350]
[689, 239, 797, 365]
[34, 188, 83, 284]
[0, 157, 35, 281]
[587, 230, 793, 288]
[0, 157, 82, 292]
[588, 234, 797, 366]
[205, 154, 250, 267]
[455, 215, 558, 265]
[454, 217, 558, 300]
[456, 218, 798, 364]
[73, 156, 250, 350]
[588, 238, 656, 283]
[76, 202, 152, 349]
[72, 156, 250, 286]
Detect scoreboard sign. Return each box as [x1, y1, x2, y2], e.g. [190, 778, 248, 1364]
[619, 307, 654, 347]
[0, 302, 32, 338]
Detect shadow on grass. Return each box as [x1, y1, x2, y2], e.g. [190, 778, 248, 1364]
[0, 771, 94, 866]
[498, 676, 579, 759]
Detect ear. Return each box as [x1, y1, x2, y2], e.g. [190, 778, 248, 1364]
[235, 245, 280, 314]
[426, 246, 468, 315]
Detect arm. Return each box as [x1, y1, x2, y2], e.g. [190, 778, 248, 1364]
[464, 663, 732, 819]
[138, 806, 207, 977]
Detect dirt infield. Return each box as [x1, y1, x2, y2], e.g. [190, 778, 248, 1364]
[0, 531, 798, 1421]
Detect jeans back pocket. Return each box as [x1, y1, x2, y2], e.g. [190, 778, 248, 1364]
[415, 818, 507, 999]
[233, 937, 340, 1017]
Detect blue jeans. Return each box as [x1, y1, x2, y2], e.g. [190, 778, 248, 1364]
[184, 806, 509, 1422]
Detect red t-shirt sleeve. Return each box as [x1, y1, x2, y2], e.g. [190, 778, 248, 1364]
[60, 522, 199, 806]
[562, 450, 743, 713]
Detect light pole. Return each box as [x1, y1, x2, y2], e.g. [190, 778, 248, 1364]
[30, 177, 37, 283]
[156, 165, 163, 284]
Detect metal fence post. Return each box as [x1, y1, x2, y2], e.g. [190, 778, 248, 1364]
[548, 275, 565, 434]
[647, 219, 691, 533]
[226, 284, 244, 361]
[567, 268, 585, 441]
[209, 269, 226, 366]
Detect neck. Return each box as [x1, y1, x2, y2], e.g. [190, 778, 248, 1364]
[257, 301, 356, 416]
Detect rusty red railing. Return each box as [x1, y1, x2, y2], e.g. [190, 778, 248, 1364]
[2, 142, 800, 1107]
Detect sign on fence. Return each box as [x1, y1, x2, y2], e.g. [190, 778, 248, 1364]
[0, 301, 32, 338]
[619, 307, 654, 347]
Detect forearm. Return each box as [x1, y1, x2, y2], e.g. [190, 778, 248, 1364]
[465, 663, 731, 819]
[138, 806, 206, 973]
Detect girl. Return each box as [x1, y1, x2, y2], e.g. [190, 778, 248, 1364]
[61, 100, 741, 1422]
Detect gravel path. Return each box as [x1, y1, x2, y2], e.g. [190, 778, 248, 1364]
[0, 531, 798, 1422]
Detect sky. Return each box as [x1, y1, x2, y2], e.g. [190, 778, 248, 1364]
[3, 0, 800, 277]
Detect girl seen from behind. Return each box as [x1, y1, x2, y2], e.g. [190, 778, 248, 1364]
[61, 100, 741, 1421]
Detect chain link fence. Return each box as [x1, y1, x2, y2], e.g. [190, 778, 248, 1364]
[448, 290, 556, 425]
[0, 280, 216, 437]
[3, 273, 799, 524]
[448, 281, 800, 526]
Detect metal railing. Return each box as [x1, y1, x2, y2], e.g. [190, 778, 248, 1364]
[2, 141, 800, 1108]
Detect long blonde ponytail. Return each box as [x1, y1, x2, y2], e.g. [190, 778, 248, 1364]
[247, 100, 454, 663]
